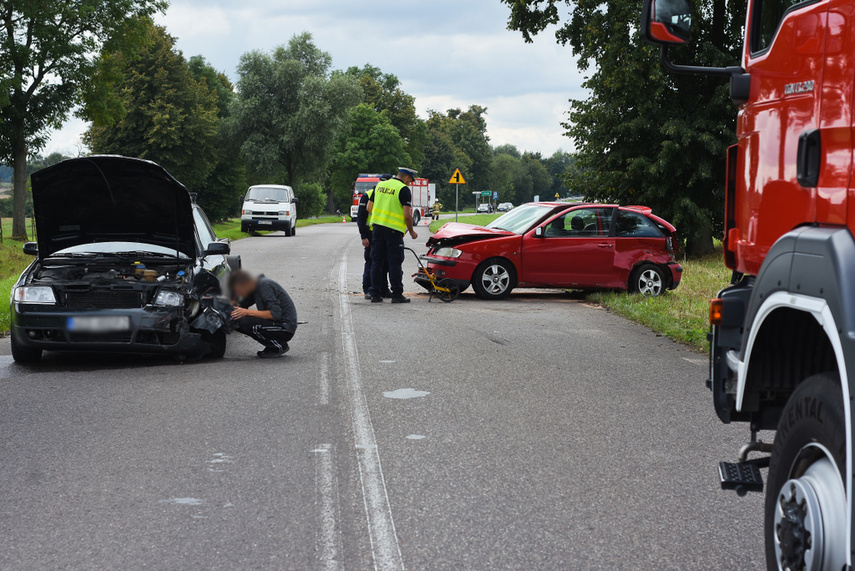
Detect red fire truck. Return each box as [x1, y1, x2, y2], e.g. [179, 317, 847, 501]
[643, 1, 854, 568]
[349, 173, 432, 225]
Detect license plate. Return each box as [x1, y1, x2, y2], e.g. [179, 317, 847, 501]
[67, 316, 131, 332]
[259, 220, 273, 225]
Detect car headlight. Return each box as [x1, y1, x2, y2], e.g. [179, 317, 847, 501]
[13, 286, 57, 305]
[243, 210, 252, 215]
[434, 247, 463, 258]
[153, 290, 184, 307]
[279, 211, 287, 216]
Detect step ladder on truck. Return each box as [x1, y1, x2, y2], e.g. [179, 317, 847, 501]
[642, 1, 855, 569]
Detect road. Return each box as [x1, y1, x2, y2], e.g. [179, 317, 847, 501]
[0, 222, 764, 570]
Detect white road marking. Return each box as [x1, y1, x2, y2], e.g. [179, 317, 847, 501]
[314, 444, 342, 571]
[319, 352, 330, 406]
[337, 253, 405, 571]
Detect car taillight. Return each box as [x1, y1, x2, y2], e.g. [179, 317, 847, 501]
[710, 299, 724, 326]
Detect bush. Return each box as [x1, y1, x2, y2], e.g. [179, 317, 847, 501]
[294, 183, 326, 219]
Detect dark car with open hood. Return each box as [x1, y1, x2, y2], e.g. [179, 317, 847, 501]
[10, 156, 239, 363]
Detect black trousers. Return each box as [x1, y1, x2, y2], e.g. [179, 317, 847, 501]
[363, 237, 389, 293]
[371, 225, 405, 296]
[235, 315, 294, 351]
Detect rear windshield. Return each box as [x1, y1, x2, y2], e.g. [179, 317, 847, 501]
[487, 204, 555, 234]
[246, 187, 290, 202]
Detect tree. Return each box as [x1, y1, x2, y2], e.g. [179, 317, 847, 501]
[0, 1, 164, 240]
[502, 0, 745, 253]
[543, 149, 574, 197]
[490, 153, 520, 203]
[229, 33, 362, 214]
[343, 65, 427, 166]
[188, 56, 247, 221]
[422, 106, 492, 207]
[86, 23, 219, 194]
[329, 104, 411, 210]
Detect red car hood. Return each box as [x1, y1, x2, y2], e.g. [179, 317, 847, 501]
[427, 222, 515, 247]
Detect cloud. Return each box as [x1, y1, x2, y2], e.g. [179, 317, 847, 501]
[45, 0, 586, 156]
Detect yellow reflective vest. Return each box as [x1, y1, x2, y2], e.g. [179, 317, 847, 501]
[369, 178, 408, 233]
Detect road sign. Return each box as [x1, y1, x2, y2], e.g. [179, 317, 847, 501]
[481, 191, 491, 197]
[493, 191, 499, 200]
[555, 193, 560, 199]
[449, 169, 466, 185]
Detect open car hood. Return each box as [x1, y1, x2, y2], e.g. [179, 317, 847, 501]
[30, 156, 197, 260]
[426, 222, 515, 247]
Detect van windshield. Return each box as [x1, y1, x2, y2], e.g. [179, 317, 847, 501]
[246, 187, 289, 202]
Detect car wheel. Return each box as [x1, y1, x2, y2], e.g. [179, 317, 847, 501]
[473, 259, 515, 300]
[765, 374, 847, 571]
[11, 335, 42, 364]
[631, 264, 666, 297]
[202, 330, 227, 359]
[413, 211, 421, 227]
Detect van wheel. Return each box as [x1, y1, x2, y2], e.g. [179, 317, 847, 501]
[765, 374, 847, 571]
[283, 225, 292, 237]
[11, 335, 42, 364]
[291, 224, 296, 236]
[472, 259, 515, 300]
[630, 264, 665, 296]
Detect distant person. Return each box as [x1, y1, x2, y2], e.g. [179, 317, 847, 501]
[367, 167, 420, 303]
[358, 183, 391, 300]
[229, 270, 297, 358]
[432, 200, 443, 221]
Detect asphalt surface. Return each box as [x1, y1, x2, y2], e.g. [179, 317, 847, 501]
[0, 221, 764, 569]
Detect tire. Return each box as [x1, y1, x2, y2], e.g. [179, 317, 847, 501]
[472, 259, 515, 300]
[292, 224, 296, 236]
[11, 335, 42, 364]
[283, 224, 292, 237]
[413, 211, 421, 227]
[630, 264, 666, 297]
[241, 224, 248, 233]
[764, 373, 847, 571]
[202, 330, 227, 359]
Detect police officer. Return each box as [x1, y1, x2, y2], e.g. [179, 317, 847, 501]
[367, 167, 419, 303]
[357, 176, 391, 300]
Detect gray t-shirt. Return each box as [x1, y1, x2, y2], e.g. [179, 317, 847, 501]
[241, 276, 298, 333]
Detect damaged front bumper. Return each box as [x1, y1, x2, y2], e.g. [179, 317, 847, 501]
[11, 297, 233, 357]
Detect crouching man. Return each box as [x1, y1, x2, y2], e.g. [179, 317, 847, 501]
[229, 270, 297, 358]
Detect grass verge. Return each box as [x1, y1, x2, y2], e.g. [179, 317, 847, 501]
[212, 216, 343, 241]
[587, 253, 731, 352]
[429, 214, 500, 234]
[0, 238, 37, 334]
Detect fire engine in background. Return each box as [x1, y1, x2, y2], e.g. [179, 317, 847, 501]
[349, 173, 433, 225]
[349, 174, 384, 222]
[643, 1, 854, 568]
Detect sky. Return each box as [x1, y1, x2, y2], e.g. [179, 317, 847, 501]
[44, 0, 587, 158]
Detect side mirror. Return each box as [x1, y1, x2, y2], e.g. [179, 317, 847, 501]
[203, 242, 230, 257]
[23, 242, 38, 256]
[534, 227, 544, 238]
[291, 197, 299, 204]
[640, 0, 692, 45]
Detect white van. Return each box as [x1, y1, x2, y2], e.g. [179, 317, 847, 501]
[240, 185, 298, 237]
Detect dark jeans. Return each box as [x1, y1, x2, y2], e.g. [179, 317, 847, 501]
[363, 237, 389, 294]
[235, 315, 294, 351]
[371, 225, 405, 297]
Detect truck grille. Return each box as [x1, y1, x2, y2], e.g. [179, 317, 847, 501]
[66, 291, 142, 309]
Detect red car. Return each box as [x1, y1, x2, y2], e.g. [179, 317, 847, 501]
[419, 203, 683, 300]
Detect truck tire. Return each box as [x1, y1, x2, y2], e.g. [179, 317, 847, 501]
[764, 373, 847, 571]
[630, 264, 666, 297]
[472, 258, 515, 300]
[413, 211, 421, 227]
[11, 335, 42, 364]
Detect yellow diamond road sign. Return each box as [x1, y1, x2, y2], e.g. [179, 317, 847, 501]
[449, 169, 466, 185]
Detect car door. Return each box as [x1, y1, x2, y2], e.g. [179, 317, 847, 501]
[613, 209, 670, 284]
[521, 207, 615, 287]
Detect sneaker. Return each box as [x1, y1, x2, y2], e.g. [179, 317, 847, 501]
[370, 296, 384, 303]
[391, 296, 411, 304]
[257, 347, 285, 359]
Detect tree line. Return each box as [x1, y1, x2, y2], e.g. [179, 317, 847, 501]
[0, 4, 575, 243]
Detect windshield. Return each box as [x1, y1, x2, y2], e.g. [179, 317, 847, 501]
[53, 242, 190, 258]
[486, 204, 555, 234]
[246, 186, 290, 202]
[355, 182, 378, 194]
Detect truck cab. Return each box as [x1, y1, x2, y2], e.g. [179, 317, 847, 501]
[643, 1, 855, 568]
